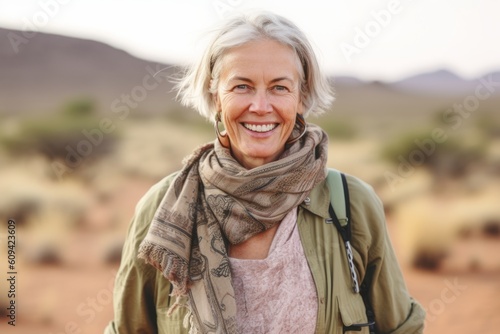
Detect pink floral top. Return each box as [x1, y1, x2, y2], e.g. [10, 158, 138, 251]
[229, 208, 318, 333]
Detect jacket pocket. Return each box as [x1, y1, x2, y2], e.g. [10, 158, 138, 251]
[336, 294, 370, 334]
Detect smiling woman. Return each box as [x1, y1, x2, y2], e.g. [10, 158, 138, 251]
[105, 11, 425, 334]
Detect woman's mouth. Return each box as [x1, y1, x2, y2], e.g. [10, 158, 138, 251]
[242, 123, 278, 133]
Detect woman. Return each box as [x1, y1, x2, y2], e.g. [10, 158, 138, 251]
[105, 11, 425, 334]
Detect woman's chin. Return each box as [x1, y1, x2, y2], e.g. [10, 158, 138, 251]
[233, 147, 284, 167]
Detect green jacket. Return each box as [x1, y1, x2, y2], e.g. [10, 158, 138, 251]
[105, 172, 425, 334]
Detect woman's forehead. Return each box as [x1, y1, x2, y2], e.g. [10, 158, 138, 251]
[217, 39, 302, 81]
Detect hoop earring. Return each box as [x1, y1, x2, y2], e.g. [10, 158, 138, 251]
[286, 113, 307, 145]
[214, 112, 229, 147]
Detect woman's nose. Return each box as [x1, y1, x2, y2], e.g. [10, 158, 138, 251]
[249, 90, 272, 113]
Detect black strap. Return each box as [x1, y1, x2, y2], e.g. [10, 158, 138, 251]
[328, 172, 377, 334]
[360, 265, 377, 334]
[328, 173, 351, 242]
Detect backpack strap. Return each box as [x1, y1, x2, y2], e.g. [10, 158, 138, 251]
[326, 169, 357, 293]
[326, 169, 377, 333]
[325, 168, 349, 227]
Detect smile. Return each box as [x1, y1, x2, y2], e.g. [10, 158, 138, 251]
[243, 123, 278, 133]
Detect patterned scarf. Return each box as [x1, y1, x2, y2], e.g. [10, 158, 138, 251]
[138, 124, 328, 333]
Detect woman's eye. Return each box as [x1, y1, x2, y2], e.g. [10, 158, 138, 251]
[234, 84, 249, 91]
[273, 85, 289, 92]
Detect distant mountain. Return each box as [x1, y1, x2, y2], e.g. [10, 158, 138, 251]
[391, 69, 481, 95]
[0, 27, 498, 132]
[0, 27, 178, 115]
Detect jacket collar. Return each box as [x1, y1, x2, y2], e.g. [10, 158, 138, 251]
[299, 178, 331, 220]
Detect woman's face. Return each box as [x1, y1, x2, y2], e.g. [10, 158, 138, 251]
[214, 39, 303, 169]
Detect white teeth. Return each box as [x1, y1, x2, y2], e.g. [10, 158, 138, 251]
[243, 123, 277, 133]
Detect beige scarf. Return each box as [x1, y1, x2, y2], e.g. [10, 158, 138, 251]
[138, 124, 328, 333]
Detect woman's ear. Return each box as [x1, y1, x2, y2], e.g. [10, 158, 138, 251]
[297, 103, 304, 115]
[297, 91, 304, 115]
[212, 92, 221, 113]
[212, 93, 222, 112]
[210, 79, 220, 110]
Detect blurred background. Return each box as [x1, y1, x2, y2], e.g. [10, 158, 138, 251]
[0, 0, 499, 333]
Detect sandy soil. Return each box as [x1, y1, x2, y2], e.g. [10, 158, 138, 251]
[1, 177, 499, 334]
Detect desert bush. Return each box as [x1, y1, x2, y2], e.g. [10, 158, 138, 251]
[0, 172, 46, 226]
[25, 242, 64, 266]
[482, 219, 500, 238]
[380, 127, 488, 179]
[0, 299, 7, 317]
[61, 98, 95, 117]
[0, 166, 90, 232]
[391, 195, 457, 271]
[0, 97, 118, 164]
[412, 247, 448, 270]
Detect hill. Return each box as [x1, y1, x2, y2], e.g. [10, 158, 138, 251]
[0, 27, 178, 115]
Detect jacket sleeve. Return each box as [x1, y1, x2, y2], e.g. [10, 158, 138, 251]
[347, 176, 426, 334]
[104, 174, 179, 334]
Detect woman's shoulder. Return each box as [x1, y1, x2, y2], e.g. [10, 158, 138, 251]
[135, 171, 179, 218]
[343, 173, 383, 210]
[126, 171, 180, 243]
[345, 174, 385, 219]
[342, 173, 387, 252]
[120, 171, 180, 269]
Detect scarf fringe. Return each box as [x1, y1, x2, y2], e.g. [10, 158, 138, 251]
[185, 311, 199, 334]
[138, 240, 190, 296]
[137, 240, 162, 268]
[164, 295, 199, 334]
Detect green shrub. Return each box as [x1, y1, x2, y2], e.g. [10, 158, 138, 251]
[380, 128, 487, 178]
[0, 98, 118, 163]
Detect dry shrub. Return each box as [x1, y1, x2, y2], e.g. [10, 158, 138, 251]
[25, 241, 64, 266]
[482, 219, 500, 238]
[392, 196, 456, 271]
[391, 178, 500, 271]
[412, 246, 448, 270]
[0, 164, 90, 231]
[0, 292, 8, 317]
[458, 186, 500, 239]
[0, 162, 92, 268]
[22, 211, 68, 266]
[380, 128, 488, 180]
[0, 168, 47, 226]
[0, 98, 117, 162]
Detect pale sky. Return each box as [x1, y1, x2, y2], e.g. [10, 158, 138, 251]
[1, 0, 499, 81]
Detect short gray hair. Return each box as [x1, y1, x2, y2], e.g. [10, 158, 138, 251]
[175, 11, 334, 123]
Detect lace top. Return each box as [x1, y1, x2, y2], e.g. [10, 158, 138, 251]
[229, 208, 318, 333]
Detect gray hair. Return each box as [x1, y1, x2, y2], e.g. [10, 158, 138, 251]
[175, 11, 334, 123]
